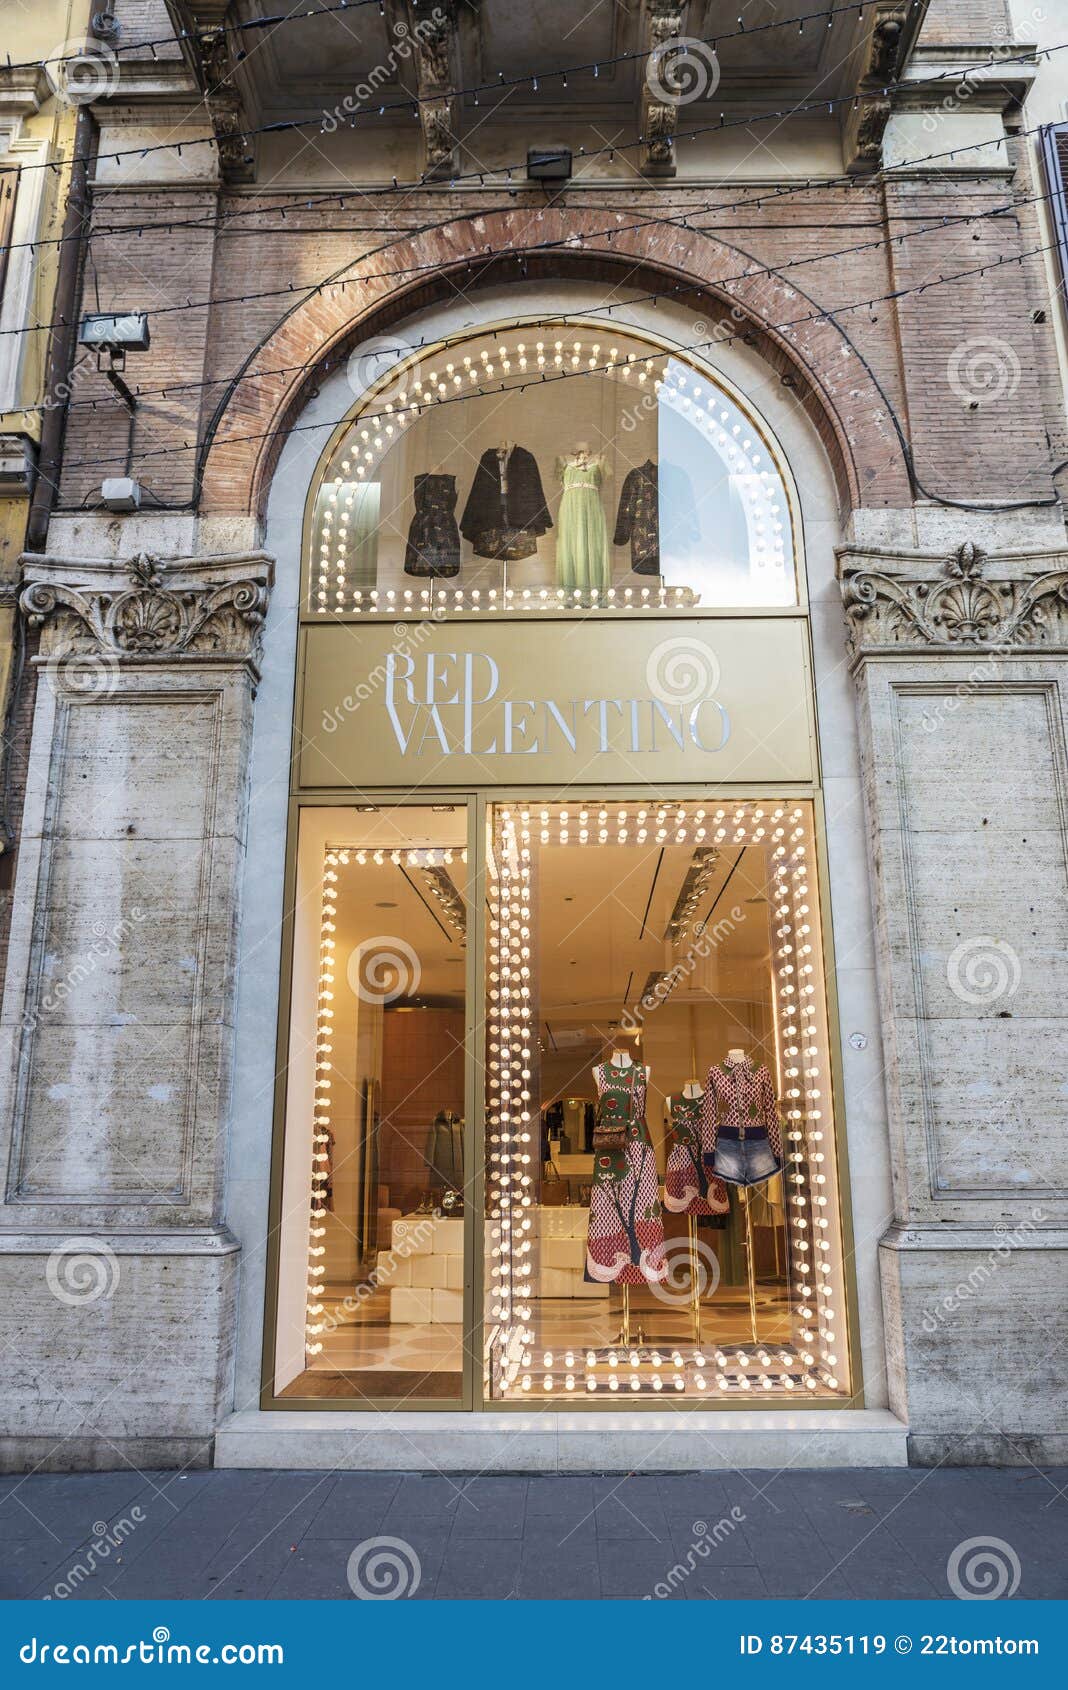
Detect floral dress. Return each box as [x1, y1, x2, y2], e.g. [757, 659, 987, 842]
[663, 1093, 729, 1217]
[585, 1061, 667, 1285]
[404, 473, 461, 577]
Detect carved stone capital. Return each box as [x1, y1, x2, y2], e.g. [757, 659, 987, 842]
[18, 550, 274, 671]
[639, 3, 691, 179]
[838, 540, 1068, 657]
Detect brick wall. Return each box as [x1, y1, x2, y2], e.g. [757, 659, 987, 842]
[56, 171, 1062, 519]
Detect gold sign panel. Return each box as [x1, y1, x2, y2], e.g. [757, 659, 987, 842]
[297, 617, 816, 788]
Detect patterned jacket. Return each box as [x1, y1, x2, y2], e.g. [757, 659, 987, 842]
[698, 1056, 783, 1159]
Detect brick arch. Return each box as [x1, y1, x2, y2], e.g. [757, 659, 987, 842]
[198, 208, 912, 519]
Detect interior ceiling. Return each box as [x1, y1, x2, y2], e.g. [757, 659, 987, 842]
[538, 840, 772, 1024]
[332, 833, 774, 1015]
[230, 0, 848, 124]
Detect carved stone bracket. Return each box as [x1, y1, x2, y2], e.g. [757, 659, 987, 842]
[406, 0, 460, 181]
[839, 540, 1068, 655]
[197, 24, 255, 184]
[640, 4, 689, 179]
[18, 550, 274, 669]
[843, 5, 912, 175]
[164, 4, 255, 182]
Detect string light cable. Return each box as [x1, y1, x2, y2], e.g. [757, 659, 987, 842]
[0, 93, 1053, 270]
[20, 1, 922, 101]
[0, 31, 1055, 269]
[57, 235, 1057, 486]
[1, 94, 1056, 342]
[6, 13, 1050, 182]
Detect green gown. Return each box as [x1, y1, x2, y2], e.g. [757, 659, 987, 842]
[556, 458, 610, 592]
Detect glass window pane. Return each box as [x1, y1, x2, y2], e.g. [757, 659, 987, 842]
[308, 322, 797, 616]
[274, 805, 469, 1403]
[484, 799, 849, 1403]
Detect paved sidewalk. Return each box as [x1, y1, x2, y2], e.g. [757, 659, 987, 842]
[2, 1467, 1066, 1601]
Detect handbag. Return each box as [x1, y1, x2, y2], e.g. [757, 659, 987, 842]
[592, 1084, 631, 1151]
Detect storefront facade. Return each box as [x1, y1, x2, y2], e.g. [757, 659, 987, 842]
[0, 1, 1066, 1470]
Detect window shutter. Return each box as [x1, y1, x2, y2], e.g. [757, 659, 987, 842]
[0, 166, 18, 305]
[1040, 123, 1068, 301]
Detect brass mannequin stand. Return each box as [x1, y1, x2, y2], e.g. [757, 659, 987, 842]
[614, 1285, 644, 1347]
[687, 1214, 702, 1343]
[739, 1187, 760, 1344]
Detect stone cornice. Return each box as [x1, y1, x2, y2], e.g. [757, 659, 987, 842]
[838, 540, 1068, 656]
[18, 550, 274, 668]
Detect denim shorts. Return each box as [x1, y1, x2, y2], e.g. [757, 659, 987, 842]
[709, 1131, 782, 1188]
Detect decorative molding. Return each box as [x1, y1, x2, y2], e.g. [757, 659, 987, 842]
[197, 25, 255, 183]
[842, 4, 912, 175]
[18, 550, 274, 666]
[406, 0, 460, 181]
[639, 4, 687, 179]
[840, 541, 1068, 654]
[0, 66, 50, 120]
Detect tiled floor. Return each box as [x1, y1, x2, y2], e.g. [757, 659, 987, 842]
[1, 1467, 1065, 1601]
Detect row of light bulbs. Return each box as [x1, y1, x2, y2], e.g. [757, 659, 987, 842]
[304, 851, 343, 1353]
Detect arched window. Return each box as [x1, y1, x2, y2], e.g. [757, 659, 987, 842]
[306, 318, 798, 616]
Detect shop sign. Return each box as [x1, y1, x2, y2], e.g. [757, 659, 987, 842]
[297, 617, 816, 787]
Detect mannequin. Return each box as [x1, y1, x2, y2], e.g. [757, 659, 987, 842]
[593, 1048, 652, 1084]
[699, 1046, 785, 1343]
[556, 444, 610, 592]
[460, 441, 551, 560]
[586, 1046, 665, 1346]
[665, 1074, 728, 1340]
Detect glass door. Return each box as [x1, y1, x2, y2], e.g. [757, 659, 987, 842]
[269, 802, 474, 1406]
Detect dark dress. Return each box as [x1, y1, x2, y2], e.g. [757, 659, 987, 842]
[405, 473, 461, 577]
[613, 459, 700, 574]
[460, 445, 552, 561]
[614, 459, 661, 574]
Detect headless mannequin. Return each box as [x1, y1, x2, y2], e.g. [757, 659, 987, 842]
[667, 1077, 706, 1340]
[593, 1048, 651, 1345]
[720, 1046, 760, 1340]
[594, 1049, 651, 1083]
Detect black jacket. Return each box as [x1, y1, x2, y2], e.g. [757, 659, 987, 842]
[460, 445, 552, 539]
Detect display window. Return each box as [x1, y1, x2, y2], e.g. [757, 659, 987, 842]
[270, 792, 853, 1409]
[272, 804, 474, 1405]
[307, 319, 797, 618]
[484, 799, 850, 1403]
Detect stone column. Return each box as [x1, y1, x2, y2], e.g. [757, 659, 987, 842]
[0, 548, 272, 1471]
[839, 537, 1068, 1465]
